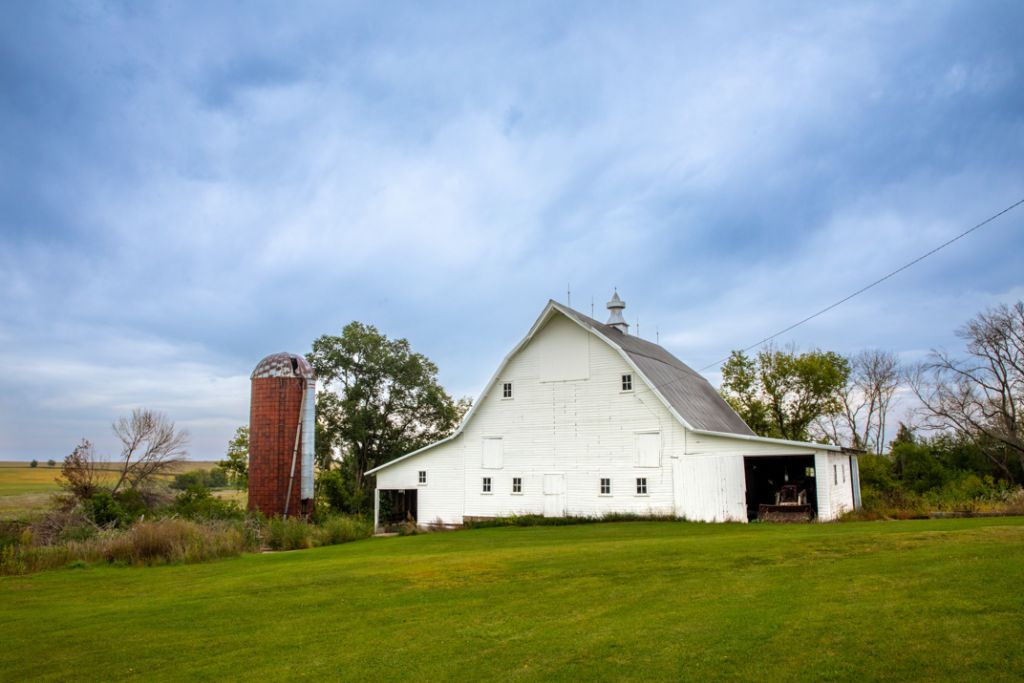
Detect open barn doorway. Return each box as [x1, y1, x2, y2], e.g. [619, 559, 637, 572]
[379, 489, 418, 527]
[743, 456, 817, 522]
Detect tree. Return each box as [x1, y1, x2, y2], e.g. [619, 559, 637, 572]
[29, 459, 38, 468]
[308, 322, 470, 513]
[910, 301, 1024, 483]
[47, 459, 56, 468]
[720, 345, 849, 442]
[109, 408, 189, 494]
[817, 349, 901, 452]
[60, 439, 104, 501]
[219, 426, 249, 488]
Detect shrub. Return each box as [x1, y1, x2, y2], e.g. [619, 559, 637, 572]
[168, 486, 244, 521]
[86, 491, 128, 527]
[316, 515, 372, 545]
[29, 508, 97, 545]
[170, 467, 230, 491]
[261, 515, 371, 550]
[265, 518, 315, 551]
[318, 469, 368, 515]
[170, 470, 204, 491]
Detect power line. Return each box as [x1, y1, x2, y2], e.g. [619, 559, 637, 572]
[694, 195, 1024, 373]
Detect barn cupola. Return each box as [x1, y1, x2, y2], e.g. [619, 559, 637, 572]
[606, 290, 629, 334]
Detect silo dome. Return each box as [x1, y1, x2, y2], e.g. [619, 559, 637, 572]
[251, 352, 315, 380]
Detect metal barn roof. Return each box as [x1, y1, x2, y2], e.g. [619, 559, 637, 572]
[556, 304, 755, 436]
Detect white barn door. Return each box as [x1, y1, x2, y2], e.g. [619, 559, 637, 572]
[673, 456, 746, 522]
[543, 474, 566, 517]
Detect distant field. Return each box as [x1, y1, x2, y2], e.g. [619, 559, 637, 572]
[0, 464, 63, 496]
[1, 518, 1022, 681]
[0, 462, 227, 520]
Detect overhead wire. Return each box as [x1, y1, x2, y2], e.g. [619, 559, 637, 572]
[688, 195, 1024, 374]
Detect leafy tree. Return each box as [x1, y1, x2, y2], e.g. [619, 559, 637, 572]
[720, 345, 850, 442]
[219, 426, 249, 488]
[60, 439, 104, 500]
[29, 459, 38, 468]
[47, 459, 56, 468]
[308, 321, 470, 513]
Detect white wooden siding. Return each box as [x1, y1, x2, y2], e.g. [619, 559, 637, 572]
[372, 309, 857, 525]
[815, 452, 856, 520]
[672, 456, 747, 522]
[375, 437, 465, 525]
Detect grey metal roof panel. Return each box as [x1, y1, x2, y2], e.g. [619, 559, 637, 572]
[557, 304, 754, 436]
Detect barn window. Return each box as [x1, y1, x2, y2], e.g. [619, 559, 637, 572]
[482, 437, 504, 469]
[636, 478, 648, 495]
[418, 471, 426, 485]
[635, 431, 661, 467]
[834, 465, 838, 485]
[805, 466, 815, 478]
[842, 464, 847, 483]
[502, 382, 513, 399]
[482, 477, 492, 493]
[512, 477, 522, 494]
[600, 478, 611, 495]
[621, 374, 633, 391]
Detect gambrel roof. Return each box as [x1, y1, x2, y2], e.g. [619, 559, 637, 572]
[556, 304, 755, 435]
[367, 300, 835, 475]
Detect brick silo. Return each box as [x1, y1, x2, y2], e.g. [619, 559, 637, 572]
[248, 352, 316, 518]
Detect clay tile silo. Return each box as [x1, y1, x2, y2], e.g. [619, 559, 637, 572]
[248, 352, 316, 518]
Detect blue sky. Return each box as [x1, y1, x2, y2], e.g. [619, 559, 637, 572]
[1, 1, 1022, 460]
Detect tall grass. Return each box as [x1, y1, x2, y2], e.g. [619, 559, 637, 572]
[1, 519, 254, 575]
[0, 514, 373, 575]
[265, 515, 372, 550]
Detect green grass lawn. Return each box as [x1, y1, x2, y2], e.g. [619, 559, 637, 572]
[2, 518, 1022, 682]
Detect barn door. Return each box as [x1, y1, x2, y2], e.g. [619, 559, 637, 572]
[543, 474, 566, 517]
[673, 456, 746, 522]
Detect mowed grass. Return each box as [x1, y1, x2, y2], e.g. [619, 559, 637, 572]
[2, 518, 1023, 682]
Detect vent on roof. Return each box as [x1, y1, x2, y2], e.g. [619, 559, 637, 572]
[606, 290, 629, 333]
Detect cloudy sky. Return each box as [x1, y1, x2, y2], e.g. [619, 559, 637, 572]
[1, 1, 1022, 460]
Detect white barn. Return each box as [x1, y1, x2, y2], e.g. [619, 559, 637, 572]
[368, 295, 861, 527]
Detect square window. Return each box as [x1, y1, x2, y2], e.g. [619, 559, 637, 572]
[636, 477, 647, 495]
[502, 382, 513, 399]
[482, 477, 492, 493]
[805, 466, 815, 478]
[418, 471, 426, 485]
[512, 477, 522, 493]
[600, 478, 611, 495]
[622, 374, 632, 391]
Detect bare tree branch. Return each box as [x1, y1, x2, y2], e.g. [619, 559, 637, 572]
[910, 302, 1024, 482]
[110, 408, 188, 493]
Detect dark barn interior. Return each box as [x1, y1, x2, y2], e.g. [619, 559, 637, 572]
[743, 455, 817, 522]
[379, 489, 418, 525]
